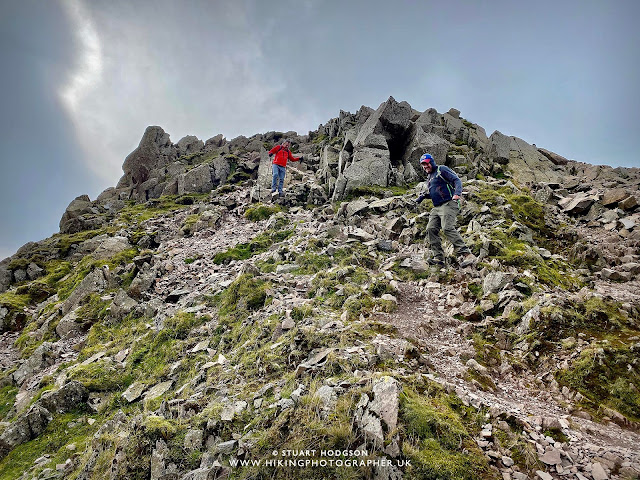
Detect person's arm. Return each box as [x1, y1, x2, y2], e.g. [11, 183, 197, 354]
[288, 150, 301, 162]
[269, 145, 280, 156]
[442, 167, 463, 197]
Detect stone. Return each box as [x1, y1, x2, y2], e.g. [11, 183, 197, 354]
[77, 235, 131, 260]
[537, 148, 569, 165]
[215, 440, 236, 455]
[110, 289, 138, 320]
[345, 199, 369, 217]
[61, 267, 112, 315]
[539, 446, 562, 465]
[39, 381, 89, 414]
[144, 381, 173, 400]
[601, 188, 629, 207]
[314, 385, 338, 413]
[0, 404, 53, 460]
[360, 411, 384, 445]
[26, 263, 44, 280]
[59, 194, 93, 234]
[118, 126, 176, 192]
[13, 342, 58, 386]
[619, 195, 638, 210]
[128, 265, 156, 299]
[184, 429, 204, 450]
[369, 376, 399, 432]
[535, 471, 553, 480]
[502, 456, 515, 467]
[0, 267, 11, 293]
[176, 135, 204, 156]
[55, 308, 85, 339]
[122, 382, 146, 403]
[618, 217, 635, 230]
[178, 164, 214, 195]
[483, 271, 513, 295]
[563, 195, 595, 215]
[591, 462, 608, 480]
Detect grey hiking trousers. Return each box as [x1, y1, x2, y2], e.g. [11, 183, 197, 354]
[426, 200, 471, 261]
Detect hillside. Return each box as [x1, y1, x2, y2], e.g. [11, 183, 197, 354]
[0, 97, 639, 480]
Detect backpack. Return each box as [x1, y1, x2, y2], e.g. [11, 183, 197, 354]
[430, 165, 456, 197]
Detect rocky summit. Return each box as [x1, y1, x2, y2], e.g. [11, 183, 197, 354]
[1, 96, 639, 480]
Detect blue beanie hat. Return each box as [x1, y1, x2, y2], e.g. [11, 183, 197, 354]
[420, 153, 434, 165]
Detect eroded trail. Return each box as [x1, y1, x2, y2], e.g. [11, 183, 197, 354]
[377, 281, 640, 477]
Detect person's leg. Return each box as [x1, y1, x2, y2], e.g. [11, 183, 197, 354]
[426, 207, 445, 262]
[271, 164, 278, 193]
[277, 166, 286, 195]
[441, 200, 471, 255]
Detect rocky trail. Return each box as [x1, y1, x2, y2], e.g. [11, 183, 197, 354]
[377, 281, 640, 479]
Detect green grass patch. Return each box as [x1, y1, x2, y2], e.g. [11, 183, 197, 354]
[244, 203, 281, 222]
[213, 230, 294, 264]
[400, 387, 489, 480]
[0, 385, 18, 421]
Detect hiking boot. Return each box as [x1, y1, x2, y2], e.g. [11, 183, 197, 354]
[459, 253, 476, 268]
[278, 191, 285, 199]
[270, 191, 278, 202]
[428, 258, 445, 267]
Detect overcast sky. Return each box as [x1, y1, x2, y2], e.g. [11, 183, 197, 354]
[1, 0, 639, 260]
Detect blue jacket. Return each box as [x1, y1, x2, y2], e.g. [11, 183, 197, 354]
[417, 159, 463, 207]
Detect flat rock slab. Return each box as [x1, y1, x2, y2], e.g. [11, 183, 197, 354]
[144, 381, 173, 400]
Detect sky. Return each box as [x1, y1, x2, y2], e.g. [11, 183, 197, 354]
[1, 0, 639, 260]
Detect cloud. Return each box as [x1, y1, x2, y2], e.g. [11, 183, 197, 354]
[56, 0, 309, 191]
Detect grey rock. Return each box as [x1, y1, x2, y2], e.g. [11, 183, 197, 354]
[55, 308, 85, 338]
[369, 376, 399, 432]
[77, 235, 131, 260]
[128, 265, 156, 300]
[178, 164, 213, 195]
[13, 342, 58, 386]
[619, 217, 636, 230]
[516, 304, 540, 335]
[184, 429, 204, 450]
[27, 262, 44, 280]
[176, 135, 204, 156]
[346, 199, 369, 217]
[0, 266, 11, 293]
[591, 462, 609, 480]
[539, 446, 562, 465]
[483, 271, 513, 295]
[13, 269, 27, 283]
[537, 148, 569, 165]
[122, 382, 146, 403]
[360, 411, 384, 445]
[619, 195, 638, 210]
[61, 267, 113, 315]
[602, 188, 629, 206]
[144, 381, 173, 400]
[215, 440, 236, 455]
[314, 385, 338, 414]
[39, 381, 89, 414]
[0, 404, 53, 460]
[535, 471, 553, 480]
[562, 194, 595, 215]
[59, 194, 93, 234]
[110, 289, 138, 320]
[118, 126, 176, 191]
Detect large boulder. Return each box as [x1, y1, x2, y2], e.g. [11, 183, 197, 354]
[489, 132, 562, 185]
[178, 164, 213, 195]
[0, 266, 11, 293]
[59, 195, 93, 234]
[13, 342, 58, 386]
[176, 135, 204, 156]
[61, 267, 114, 315]
[39, 381, 89, 414]
[354, 96, 412, 149]
[0, 404, 52, 460]
[333, 147, 392, 199]
[117, 126, 177, 190]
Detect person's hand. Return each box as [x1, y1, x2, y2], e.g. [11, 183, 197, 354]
[452, 195, 461, 200]
[299, 156, 304, 162]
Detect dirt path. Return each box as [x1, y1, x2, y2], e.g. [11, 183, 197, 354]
[376, 281, 640, 472]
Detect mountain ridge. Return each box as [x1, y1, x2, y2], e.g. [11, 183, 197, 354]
[0, 97, 639, 480]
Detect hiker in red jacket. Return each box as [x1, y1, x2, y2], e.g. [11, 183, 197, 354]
[269, 140, 302, 199]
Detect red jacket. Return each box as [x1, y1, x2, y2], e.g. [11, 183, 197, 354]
[269, 145, 300, 167]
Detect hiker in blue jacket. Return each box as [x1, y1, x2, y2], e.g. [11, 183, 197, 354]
[416, 153, 476, 268]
